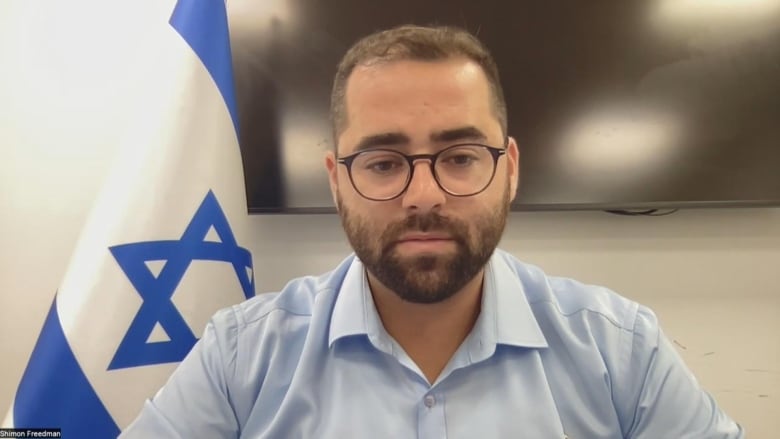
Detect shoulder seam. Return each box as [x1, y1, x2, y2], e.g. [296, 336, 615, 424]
[529, 298, 636, 332]
[236, 286, 337, 328]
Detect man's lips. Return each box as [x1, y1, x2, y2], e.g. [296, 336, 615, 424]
[392, 233, 456, 252]
[396, 233, 453, 242]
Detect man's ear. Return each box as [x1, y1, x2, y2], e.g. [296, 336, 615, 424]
[324, 150, 340, 210]
[506, 136, 520, 202]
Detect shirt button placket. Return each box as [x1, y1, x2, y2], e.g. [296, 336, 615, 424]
[417, 392, 446, 439]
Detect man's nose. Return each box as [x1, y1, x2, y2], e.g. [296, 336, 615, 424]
[401, 160, 446, 212]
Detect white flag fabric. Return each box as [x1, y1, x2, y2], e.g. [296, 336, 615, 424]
[3, 0, 255, 435]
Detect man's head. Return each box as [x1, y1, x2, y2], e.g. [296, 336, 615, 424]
[325, 25, 519, 304]
[330, 25, 508, 143]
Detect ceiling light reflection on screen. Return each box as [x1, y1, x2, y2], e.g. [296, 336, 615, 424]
[280, 107, 332, 207]
[230, 0, 297, 34]
[557, 105, 683, 182]
[653, 0, 780, 28]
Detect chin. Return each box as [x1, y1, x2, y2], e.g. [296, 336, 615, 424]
[396, 252, 451, 272]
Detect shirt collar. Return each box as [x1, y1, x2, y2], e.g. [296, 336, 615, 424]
[328, 257, 393, 352]
[328, 251, 548, 353]
[479, 251, 548, 349]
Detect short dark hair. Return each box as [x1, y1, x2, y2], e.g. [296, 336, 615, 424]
[330, 24, 507, 146]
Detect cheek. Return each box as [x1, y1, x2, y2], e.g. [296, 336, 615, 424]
[458, 192, 498, 215]
[342, 194, 401, 226]
[484, 175, 511, 206]
[335, 172, 364, 205]
[453, 193, 505, 233]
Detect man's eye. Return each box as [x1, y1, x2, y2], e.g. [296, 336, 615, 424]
[443, 154, 477, 166]
[364, 159, 404, 173]
[371, 161, 397, 171]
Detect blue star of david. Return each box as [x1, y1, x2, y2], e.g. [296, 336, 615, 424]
[107, 190, 254, 370]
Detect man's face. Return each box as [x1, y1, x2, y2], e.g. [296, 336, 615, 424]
[325, 58, 519, 304]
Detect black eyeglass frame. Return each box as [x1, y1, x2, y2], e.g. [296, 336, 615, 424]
[336, 140, 508, 201]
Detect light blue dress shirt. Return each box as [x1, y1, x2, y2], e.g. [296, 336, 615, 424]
[122, 249, 743, 438]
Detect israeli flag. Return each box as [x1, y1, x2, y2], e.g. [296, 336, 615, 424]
[3, 0, 255, 436]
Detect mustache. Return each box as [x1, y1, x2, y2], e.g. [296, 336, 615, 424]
[381, 213, 468, 252]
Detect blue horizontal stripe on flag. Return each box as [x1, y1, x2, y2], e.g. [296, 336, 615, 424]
[14, 296, 120, 437]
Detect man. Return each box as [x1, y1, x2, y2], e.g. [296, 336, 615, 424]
[123, 25, 743, 438]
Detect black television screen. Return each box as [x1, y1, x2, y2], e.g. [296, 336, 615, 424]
[227, 0, 780, 213]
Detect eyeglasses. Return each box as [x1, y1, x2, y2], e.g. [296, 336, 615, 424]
[337, 142, 507, 201]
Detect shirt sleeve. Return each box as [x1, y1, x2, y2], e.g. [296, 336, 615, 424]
[620, 306, 745, 438]
[120, 308, 240, 438]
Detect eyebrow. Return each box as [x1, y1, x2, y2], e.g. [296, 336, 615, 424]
[429, 126, 488, 144]
[353, 132, 411, 152]
[351, 126, 489, 153]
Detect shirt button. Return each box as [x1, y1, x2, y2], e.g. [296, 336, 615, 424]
[424, 394, 436, 408]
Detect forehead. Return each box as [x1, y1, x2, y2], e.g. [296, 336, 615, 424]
[338, 58, 501, 154]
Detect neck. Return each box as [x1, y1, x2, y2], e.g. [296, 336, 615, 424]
[367, 269, 484, 383]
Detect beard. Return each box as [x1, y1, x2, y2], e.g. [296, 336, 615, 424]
[337, 184, 510, 304]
